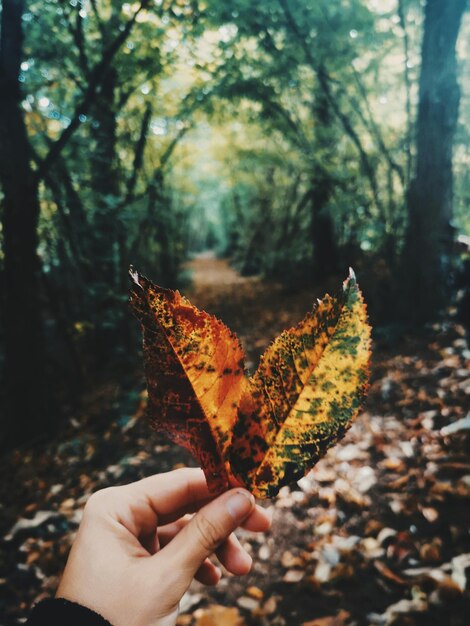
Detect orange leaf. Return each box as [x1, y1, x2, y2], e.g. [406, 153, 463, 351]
[194, 605, 245, 626]
[130, 268, 371, 498]
[129, 268, 245, 492]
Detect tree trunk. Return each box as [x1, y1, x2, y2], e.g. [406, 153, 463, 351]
[147, 172, 177, 286]
[0, 0, 51, 447]
[402, 0, 467, 322]
[310, 178, 338, 278]
[89, 63, 122, 362]
[311, 89, 339, 279]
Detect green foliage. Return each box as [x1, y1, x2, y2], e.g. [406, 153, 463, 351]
[20, 0, 205, 365]
[178, 0, 469, 288]
[1, 0, 469, 399]
[185, 0, 414, 279]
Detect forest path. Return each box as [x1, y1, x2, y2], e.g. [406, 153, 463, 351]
[187, 251, 248, 289]
[185, 252, 315, 369]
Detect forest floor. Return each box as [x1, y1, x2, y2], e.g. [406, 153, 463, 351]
[1, 255, 470, 626]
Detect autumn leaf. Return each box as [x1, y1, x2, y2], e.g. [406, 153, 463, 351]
[130, 267, 371, 498]
[129, 267, 245, 493]
[193, 605, 245, 626]
[229, 269, 371, 497]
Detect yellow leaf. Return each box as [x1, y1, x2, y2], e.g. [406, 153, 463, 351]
[229, 269, 371, 497]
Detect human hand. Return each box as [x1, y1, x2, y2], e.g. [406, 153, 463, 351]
[56, 468, 271, 626]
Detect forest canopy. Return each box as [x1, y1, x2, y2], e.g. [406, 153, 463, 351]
[0, 0, 469, 447]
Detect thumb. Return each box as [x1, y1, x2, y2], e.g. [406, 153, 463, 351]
[160, 488, 255, 577]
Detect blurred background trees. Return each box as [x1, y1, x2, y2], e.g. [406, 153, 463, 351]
[0, 0, 469, 448]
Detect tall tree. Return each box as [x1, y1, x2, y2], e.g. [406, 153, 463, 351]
[0, 0, 50, 446]
[310, 87, 339, 278]
[0, 0, 151, 447]
[402, 0, 467, 321]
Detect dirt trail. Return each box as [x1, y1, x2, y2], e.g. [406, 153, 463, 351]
[186, 253, 315, 370]
[187, 252, 248, 290]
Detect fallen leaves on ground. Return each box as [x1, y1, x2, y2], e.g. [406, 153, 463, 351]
[192, 605, 245, 626]
[302, 610, 351, 626]
[0, 257, 469, 625]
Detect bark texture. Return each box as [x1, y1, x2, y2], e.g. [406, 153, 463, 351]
[0, 0, 50, 446]
[311, 88, 339, 279]
[403, 0, 467, 321]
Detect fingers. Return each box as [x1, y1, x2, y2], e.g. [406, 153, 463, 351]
[95, 468, 211, 537]
[132, 468, 272, 529]
[92, 467, 272, 560]
[158, 519, 253, 576]
[241, 505, 272, 532]
[195, 559, 221, 586]
[139, 528, 160, 554]
[156, 501, 271, 577]
[157, 518, 188, 548]
[131, 468, 212, 524]
[156, 488, 255, 582]
[156, 503, 272, 546]
[216, 532, 252, 576]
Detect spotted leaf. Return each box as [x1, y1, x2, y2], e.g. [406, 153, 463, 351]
[129, 268, 245, 493]
[229, 269, 371, 497]
[130, 268, 371, 499]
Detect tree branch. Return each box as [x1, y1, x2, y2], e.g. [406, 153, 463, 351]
[89, 0, 106, 38]
[397, 0, 413, 185]
[159, 124, 190, 170]
[36, 0, 150, 180]
[277, 0, 384, 214]
[351, 66, 405, 187]
[65, 5, 90, 78]
[124, 103, 153, 205]
[30, 144, 89, 280]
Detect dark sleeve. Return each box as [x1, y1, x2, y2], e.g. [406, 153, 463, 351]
[26, 598, 112, 626]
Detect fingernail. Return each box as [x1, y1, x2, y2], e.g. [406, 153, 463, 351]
[226, 490, 254, 520]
